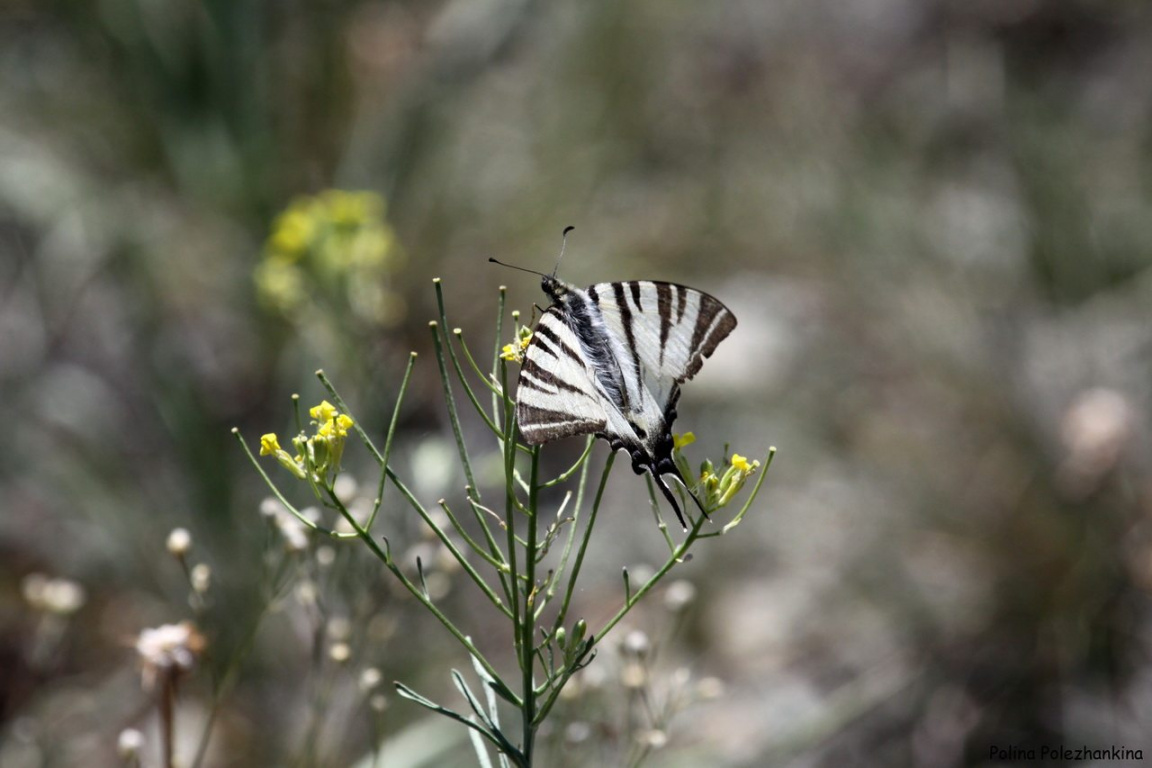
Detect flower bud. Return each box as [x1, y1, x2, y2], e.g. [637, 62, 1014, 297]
[571, 619, 587, 647]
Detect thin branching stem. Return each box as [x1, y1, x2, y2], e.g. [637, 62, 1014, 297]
[552, 452, 616, 635]
[428, 318, 479, 490]
[520, 446, 541, 762]
[366, 351, 417, 533]
[540, 438, 595, 488]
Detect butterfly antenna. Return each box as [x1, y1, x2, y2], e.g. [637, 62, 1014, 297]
[552, 225, 575, 278]
[488, 257, 548, 278]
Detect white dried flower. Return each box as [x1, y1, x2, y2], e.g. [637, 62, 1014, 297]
[637, 729, 668, 749]
[316, 546, 336, 567]
[359, 667, 382, 692]
[190, 564, 211, 594]
[564, 722, 591, 744]
[135, 622, 205, 690]
[329, 642, 351, 663]
[1062, 388, 1133, 476]
[276, 513, 310, 552]
[620, 662, 647, 689]
[23, 574, 86, 615]
[259, 497, 282, 519]
[333, 473, 359, 503]
[663, 580, 697, 613]
[369, 693, 388, 712]
[22, 573, 47, 606]
[295, 580, 318, 607]
[117, 728, 144, 758]
[166, 528, 192, 557]
[621, 629, 650, 658]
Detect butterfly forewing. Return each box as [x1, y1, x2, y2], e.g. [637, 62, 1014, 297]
[588, 281, 737, 406]
[516, 308, 608, 445]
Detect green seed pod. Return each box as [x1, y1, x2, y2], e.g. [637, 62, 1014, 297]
[571, 619, 587, 646]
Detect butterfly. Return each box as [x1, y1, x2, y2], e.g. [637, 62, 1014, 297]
[491, 234, 737, 529]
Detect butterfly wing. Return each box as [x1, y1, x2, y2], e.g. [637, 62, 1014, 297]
[516, 308, 609, 445]
[587, 281, 737, 409]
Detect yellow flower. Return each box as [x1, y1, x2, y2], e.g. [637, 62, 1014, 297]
[717, 453, 761, 508]
[731, 453, 754, 472]
[318, 413, 354, 439]
[260, 433, 282, 456]
[500, 331, 533, 364]
[322, 190, 383, 226]
[673, 432, 696, 451]
[310, 401, 338, 424]
[254, 259, 305, 311]
[269, 202, 318, 257]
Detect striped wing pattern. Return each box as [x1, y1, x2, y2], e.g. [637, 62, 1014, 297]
[514, 276, 736, 529]
[588, 281, 737, 408]
[515, 308, 608, 445]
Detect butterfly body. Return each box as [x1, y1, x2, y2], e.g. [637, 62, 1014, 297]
[517, 274, 737, 527]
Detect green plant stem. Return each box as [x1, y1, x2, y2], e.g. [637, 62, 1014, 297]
[540, 437, 595, 488]
[428, 319, 479, 491]
[231, 429, 353, 538]
[366, 351, 417, 533]
[322, 486, 512, 699]
[491, 285, 506, 424]
[520, 446, 541, 763]
[551, 452, 615, 635]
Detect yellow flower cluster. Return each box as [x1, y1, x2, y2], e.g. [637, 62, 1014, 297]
[500, 317, 534, 363]
[255, 190, 405, 325]
[671, 433, 761, 511]
[260, 400, 356, 485]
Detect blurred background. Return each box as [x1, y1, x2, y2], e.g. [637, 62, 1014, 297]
[2, 0, 1152, 765]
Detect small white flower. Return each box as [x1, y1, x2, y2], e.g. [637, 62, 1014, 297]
[359, 667, 382, 692]
[329, 642, 351, 663]
[166, 528, 192, 557]
[259, 496, 282, 518]
[316, 546, 336, 567]
[117, 728, 144, 758]
[333, 473, 359, 503]
[663, 580, 697, 613]
[637, 729, 668, 749]
[23, 574, 86, 615]
[621, 629, 650, 658]
[191, 564, 211, 594]
[135, 622, 205, 690]
[275, 513, 310, 552]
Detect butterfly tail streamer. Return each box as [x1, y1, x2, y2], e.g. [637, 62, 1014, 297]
[651, 473, 689, 530]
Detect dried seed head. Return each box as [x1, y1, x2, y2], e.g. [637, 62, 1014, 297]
[117, 728, 144, 758]
[166, 528, 192, 557]
[190, 564, 211, 594]
[359, 667, 383, 692]
[663, 580, 697, 613]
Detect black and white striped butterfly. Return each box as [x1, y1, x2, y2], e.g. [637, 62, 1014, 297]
[492, 237, 736, 529]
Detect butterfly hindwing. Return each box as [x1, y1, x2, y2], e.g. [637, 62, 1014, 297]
[516, 308, 608, 445]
